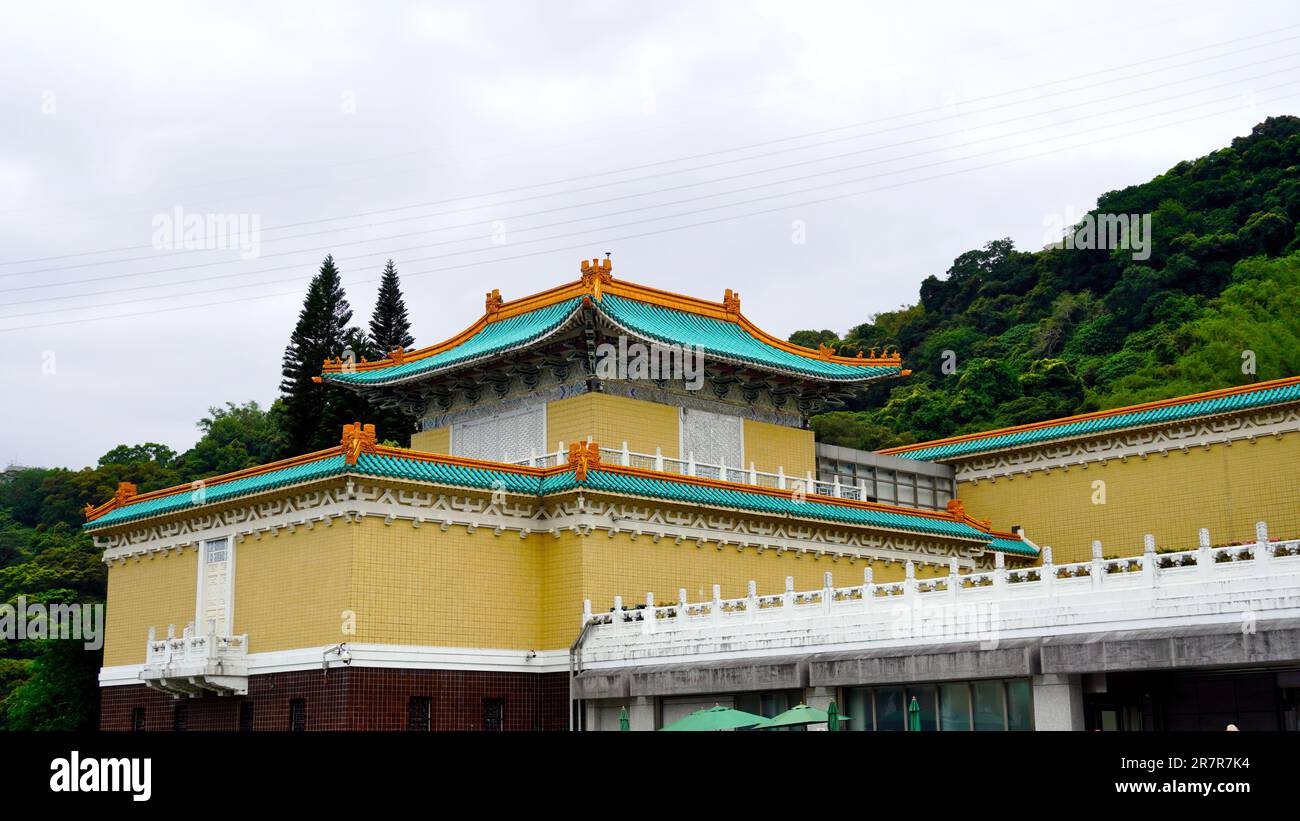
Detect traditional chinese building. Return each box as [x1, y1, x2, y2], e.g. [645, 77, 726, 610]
[91, 259, 1036, 731]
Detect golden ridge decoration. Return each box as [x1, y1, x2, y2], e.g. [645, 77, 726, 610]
[566, 440, 601, 482]
[341, 422, 378, 465]
[485, 288, 503, 316]
[723, 288, 741, 318]
[580, 257, 613, 301]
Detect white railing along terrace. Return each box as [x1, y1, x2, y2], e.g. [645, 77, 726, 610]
[512, 443, 863, 500]
[578, 523, 1300, 664]
[144, 621, 248, 673]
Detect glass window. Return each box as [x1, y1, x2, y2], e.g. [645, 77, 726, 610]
[905, 686, 938, 731]
[940, 683, 972, 730]
[973, 681, 1005, 730]
[131, 707, 145, 732]
[483, 698, 504, 731]
[289, 698, 306, 731]
[205, 537, 228, 563]
[897, 477, 916, 506]
[1007, 679, 1033, 731]
[239, 701, 254, 732]
[408, 696, 431, 731]
[874, 687, 905, 731]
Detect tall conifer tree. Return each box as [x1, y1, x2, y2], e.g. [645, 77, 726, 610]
[369, 259, 415, 354]
[280, 255, 355, 453]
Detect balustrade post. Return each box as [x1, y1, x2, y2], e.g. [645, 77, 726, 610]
[749, 462, 758, 486]
[644, 592, 655, 634]
[678, 588, 687, 624]
[719, 455, 727, 482]
[621, 441, 630, 467]
[582, 599, 592, 628]
[654, 447, 664, 472]
[712, 584, 722, 622]
[747, 580, 757, 621]
[993, 551, 1006, 593]
[777, 467, 786, 491]
[1198, 528, 1213, 577]
[1143, 534, 1157, 588]
[1041, 547, 1054, 595]
[832, 475, 841, 498]
[1091, 540, 1104, 589]
[862, 565, 874, 606]
[784, 576, 794, 610]
[904, 561, 917, 599]
[613, 596, 623, 629]
[948, 558, 960, 600]
[687, 451, 697, 478]
[1255, 521, 1271, 564]
[823, 571, 833, 612]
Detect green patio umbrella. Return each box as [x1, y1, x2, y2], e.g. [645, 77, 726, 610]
[618, 706, 630, 732]
[659, 704, 766, 731]
[908, 696, 922, 731]
[751, 703, 851, 729]
[827, 700, 842, 731]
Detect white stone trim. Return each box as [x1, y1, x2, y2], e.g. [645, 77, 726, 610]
[100, 643, 570, 687]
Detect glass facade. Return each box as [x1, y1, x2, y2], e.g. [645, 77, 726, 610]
[844, 678, 1033, 730]
[815, 454, 954, 511]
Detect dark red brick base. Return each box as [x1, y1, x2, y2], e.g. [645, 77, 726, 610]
[100, 668, 570, 731]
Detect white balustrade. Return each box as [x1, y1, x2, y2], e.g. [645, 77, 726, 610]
[577, 524, 1300, 668]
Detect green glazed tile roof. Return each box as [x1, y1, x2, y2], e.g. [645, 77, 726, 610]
[321, 291, 900, 386]
[595, 294, 901, 381]
[86, 455, 351, 529]
[570, 468, 1035, 555]
[887, 379, 1300, 462]
[87, 451, 1034, 556]
[322, 298, 583, 386]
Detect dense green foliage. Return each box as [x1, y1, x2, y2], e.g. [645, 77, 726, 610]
[801, 117, 1300, 449]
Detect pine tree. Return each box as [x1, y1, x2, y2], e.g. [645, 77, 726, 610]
[362, 259, 419, 447]
[369, 259, 415, 355]
[279, 255, 355, 453]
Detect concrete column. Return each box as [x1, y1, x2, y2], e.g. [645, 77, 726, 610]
[804, 686, 835, 732]
[1031, 674, 1086, 731]
[627, 695, 656, 731]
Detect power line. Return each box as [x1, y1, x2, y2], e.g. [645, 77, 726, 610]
[3, 86, 1293, 332]
[2, 25, 1296, 269]
[10, 48, 1296, 282]
[4, 65, 1294, 307]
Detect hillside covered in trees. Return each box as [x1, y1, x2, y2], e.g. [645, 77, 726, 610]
[796, 116, 1300, 450]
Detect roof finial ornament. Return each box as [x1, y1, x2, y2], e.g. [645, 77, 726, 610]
[580, 256, 613, 301]
[389, 346, 406, 365]
[723, 288, 741, 318]
[816, 342, 834, 360]
[566, 440, 601, 482]
[341, 422, 378, 465]
[485, 288, 503, 316]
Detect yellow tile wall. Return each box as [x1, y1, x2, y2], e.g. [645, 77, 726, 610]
[349, 518, 543, 649]
[102, 549, 197, 666]
[547, 393, 680, 457]
[957, 431, 1300, 565]
[743, 418, 815, 477]
[234, 523, 354, 653]
[410, 427, 450, 454]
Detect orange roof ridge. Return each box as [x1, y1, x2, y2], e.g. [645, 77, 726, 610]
[318, 258, 904, 377]
[879, 375, 1300, 455]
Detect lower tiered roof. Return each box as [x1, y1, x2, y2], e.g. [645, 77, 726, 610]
[880, 376, 1300, 462]
[84, 425, 1036, 557]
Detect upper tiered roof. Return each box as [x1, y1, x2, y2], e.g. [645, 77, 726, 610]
[880, 376, 1300, 462]
[317, 258, 907, 387]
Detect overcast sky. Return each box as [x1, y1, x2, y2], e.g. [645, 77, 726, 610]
[2, 1, 1297, 469]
